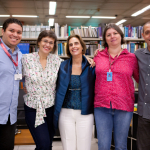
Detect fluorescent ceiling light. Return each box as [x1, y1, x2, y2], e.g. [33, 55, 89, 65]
[0, 26, 2, 27]
[92, 16, 116, 19]
[116, 19, 126, 25]
[0, 15, 10, 17]
[12, 15, 38, 18]
[66, 16, 90, 18]
[49, 18, 54, 26]
[131, 5, 150, 16]
[49, 1, 57, 15]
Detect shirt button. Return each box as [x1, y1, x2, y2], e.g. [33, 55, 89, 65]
[145, 93, 147, 95]
[145, 103, 147, 104]
[148, 74, 149, 76]
[146, 84, 148, 85]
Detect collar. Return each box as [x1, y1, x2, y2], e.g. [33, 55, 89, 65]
[0, 38, 19, 55]
[103, 47, 129, 56]
[143, 47, 150, 54]
[34, 51, 52, 60]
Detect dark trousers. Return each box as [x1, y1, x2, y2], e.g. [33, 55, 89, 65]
[137, 115, 150, 150]
[0, 116, 16, 150]
[24, 104, 55, 150]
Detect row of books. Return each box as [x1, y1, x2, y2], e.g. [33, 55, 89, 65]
[85, 44, 98, 56]
[55, 23, 68, 38]
[69, 25, 144, 39]
[21, 24, 104, 39]
[57, 41, 99, 56]
[69, 26, 98, 38]
[22, 25, 51, 38]
[55, 23, 102, 38]
[122, 42, 147, 53]
[119, 24, 143, 39]
[18, 41, 146, 56]
[17, 43, 30, 54]
[58, 42, 67, 56]
[52, 41, 147, 55]
[30, 45, 38, 53]
[21, 23, 144, 39]
[18, 43, 39, 54]
[55, 23, 144, 39]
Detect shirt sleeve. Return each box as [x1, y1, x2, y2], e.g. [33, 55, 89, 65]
[21, 54, 28, 77]
[59, 57, 64, 63]
[55, 55, 64, 66]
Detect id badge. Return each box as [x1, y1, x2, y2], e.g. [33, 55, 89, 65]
[107, 72, 112, 81]
[15, 74, 22, 80]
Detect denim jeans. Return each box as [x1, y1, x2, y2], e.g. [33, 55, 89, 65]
[24, 104, 55, 150]
[94, 107, 133, 150]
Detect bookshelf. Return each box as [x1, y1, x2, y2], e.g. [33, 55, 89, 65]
[20, 37, 145, 59]
[21, 37, 144, 41]
[21, 23, 146, 56]
[20, 37, 102, 58]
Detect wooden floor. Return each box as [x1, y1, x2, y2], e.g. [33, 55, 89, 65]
[15, 129, 35, 145]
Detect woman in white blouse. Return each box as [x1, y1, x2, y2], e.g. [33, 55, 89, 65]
[22, 30, 62, 150]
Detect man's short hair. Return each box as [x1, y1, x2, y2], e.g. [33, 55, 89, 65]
[2, 18, 23, 31]
[143, 21, 150, 33]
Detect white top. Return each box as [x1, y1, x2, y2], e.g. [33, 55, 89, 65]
[22, 52, 62, 127]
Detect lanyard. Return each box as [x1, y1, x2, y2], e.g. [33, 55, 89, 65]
[0, 39, 18, 67]
[108, 49, 122, 72]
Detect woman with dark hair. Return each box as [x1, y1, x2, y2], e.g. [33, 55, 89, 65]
[22, 30, 62, 150]
[94, 23, 139, 150]
[53, 35, 95, 150]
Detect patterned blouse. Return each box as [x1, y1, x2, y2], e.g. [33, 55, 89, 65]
[63, 75, 81, 109]
[94, 48, 139, 112]
[22, 52, 62, 127]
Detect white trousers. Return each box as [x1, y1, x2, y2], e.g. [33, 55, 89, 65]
[59, 108, 94, 150]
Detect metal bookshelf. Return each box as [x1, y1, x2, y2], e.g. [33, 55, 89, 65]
[21, 37, 145, 59]
[21, 37, 145, 42]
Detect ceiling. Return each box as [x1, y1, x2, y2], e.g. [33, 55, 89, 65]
[0, 0, 150, 27]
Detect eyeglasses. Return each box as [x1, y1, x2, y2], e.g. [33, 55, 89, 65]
[42, 40, 54, 45]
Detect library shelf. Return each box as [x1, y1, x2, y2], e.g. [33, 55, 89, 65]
[21, 37, 145, 42]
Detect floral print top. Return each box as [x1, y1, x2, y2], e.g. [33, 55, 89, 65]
[22, 52, 62, 127]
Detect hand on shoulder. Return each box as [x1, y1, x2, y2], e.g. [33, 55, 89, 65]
[94, 48, 104, 56]
[84, 55, 95, 68]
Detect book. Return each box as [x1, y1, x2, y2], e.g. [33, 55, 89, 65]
[68, 26, 71, 36]
[61, 26, 64, 38]
[130, 42, 135, 53]
[126, 25, 131, 37]
[98, 23, 106, 36]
